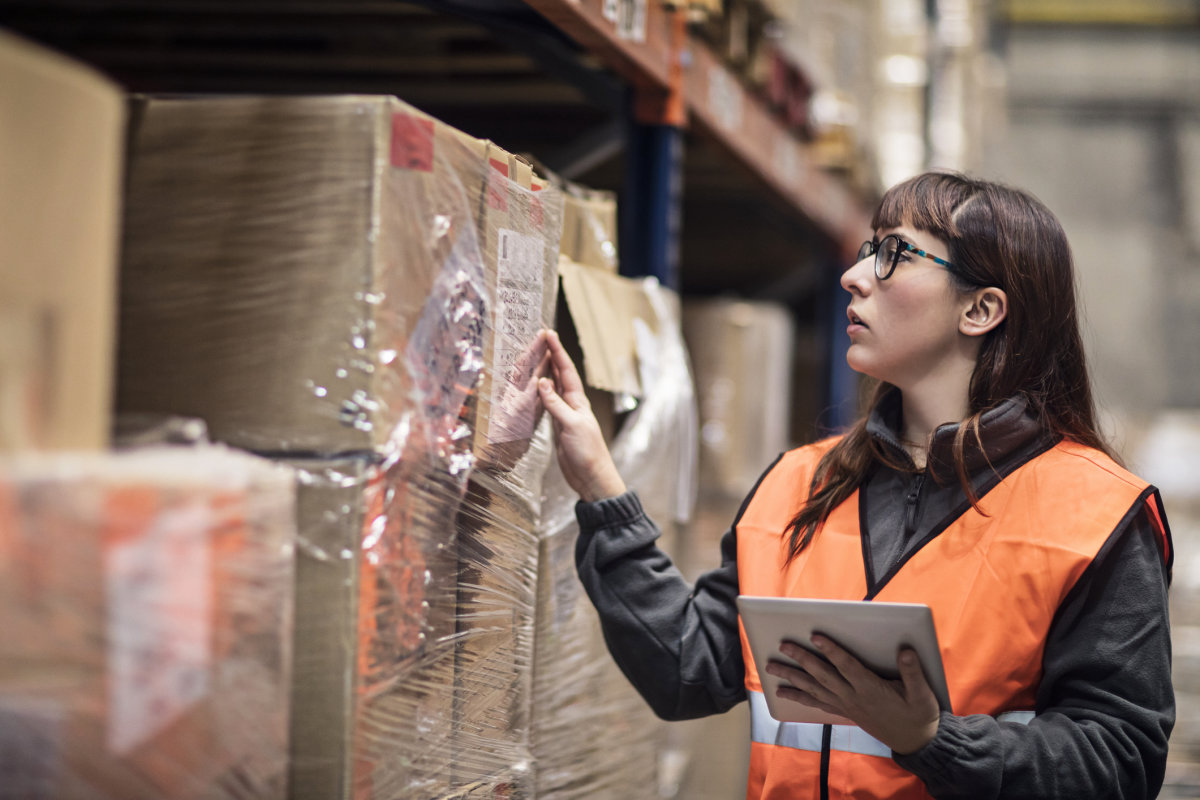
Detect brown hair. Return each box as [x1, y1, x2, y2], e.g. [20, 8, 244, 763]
[787, 172, 1116, 559]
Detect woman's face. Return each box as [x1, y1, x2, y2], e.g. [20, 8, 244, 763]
[840, 225, 972, 390]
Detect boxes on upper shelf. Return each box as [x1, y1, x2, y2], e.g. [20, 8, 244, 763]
[119, 94, 562, 465]
[118, 94, 489, 456]
[0, 31, 124, 452]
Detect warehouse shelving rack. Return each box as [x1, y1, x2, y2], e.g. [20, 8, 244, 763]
[0, 0, 868, 431]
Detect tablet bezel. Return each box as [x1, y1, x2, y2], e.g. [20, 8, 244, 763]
[737, 595, 953, 726]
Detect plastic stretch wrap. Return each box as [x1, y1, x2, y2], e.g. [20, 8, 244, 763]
[0, 447, 296, 800]
[284, 445, 468, 800]
[449, 150, 562, 799]
[533, 279, 699, 799]
[117, 94, 564, 798]
[119, 95, 493, 458]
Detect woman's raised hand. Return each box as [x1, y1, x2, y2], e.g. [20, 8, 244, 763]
[537, 330, 627, 503]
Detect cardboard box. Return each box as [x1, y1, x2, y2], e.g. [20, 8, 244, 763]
[529, 268, 700, 799]
[286, 455, 464, 800]
[118, 95, 492, 456]
[560, 189, 618, 275]
[682, 298, 794, 501]
[557, 258, 658, 398]
[0, 32, 124, 452]
[449, 466, 545, 797]
[558, 262, 697, 531]
[531, 470, 663, 800]
[0, 447, 295, 799]
[438, 146, 562, 796]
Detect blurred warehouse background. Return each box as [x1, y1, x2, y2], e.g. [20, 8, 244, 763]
[2, 0, 1200, 797]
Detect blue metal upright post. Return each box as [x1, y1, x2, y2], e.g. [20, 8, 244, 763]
[822, 251, 859, 433]
[620, 97, 684, 291]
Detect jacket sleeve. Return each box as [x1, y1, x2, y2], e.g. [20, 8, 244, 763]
[894, 504, 1175, 799]
[573, 491, 746, 721]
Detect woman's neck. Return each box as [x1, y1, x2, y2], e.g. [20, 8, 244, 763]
[899, 385, 972, 470]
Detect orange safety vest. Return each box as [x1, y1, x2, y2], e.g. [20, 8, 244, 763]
[737, 437, 1171, 800]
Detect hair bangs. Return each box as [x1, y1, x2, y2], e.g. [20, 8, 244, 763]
[870, 172, 978, 241]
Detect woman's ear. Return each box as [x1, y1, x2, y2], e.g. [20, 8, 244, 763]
[960, 287, 1008, 337]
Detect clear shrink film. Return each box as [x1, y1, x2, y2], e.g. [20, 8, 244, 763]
[447, 151, 564, 798]
[0, 446, 296, 800]
[117, 95, 564, 799]
[533, 279, 699, 799]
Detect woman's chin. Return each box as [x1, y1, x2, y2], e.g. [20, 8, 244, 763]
[844, 353, 878, 381]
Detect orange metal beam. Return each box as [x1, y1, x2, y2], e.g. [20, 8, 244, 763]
[521, 0, 870, 253]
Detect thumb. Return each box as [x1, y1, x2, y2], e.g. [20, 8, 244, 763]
[898, 649, 935, 703]
[539, 377, 567, 418]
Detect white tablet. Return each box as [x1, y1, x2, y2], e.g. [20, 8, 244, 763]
[737, 595, 952, 726]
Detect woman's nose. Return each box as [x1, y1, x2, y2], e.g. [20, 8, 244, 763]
[840, 254, 873, 294]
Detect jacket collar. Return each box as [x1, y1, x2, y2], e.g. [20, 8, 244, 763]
[865, 389, 1048, 483]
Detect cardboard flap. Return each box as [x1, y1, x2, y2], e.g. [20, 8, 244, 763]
[558, 257, 657, 397]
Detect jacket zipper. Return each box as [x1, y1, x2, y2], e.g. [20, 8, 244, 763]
[884, 472, 926, 578]
[904, 472, 926, 538]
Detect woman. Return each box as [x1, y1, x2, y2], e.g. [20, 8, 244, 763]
[536, 172, 1174, 799]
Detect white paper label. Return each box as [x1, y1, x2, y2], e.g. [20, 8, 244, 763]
[617, 0, 647, 42]
[106, 504, 212, 755]
[489, 229, 547, 444]
[602, 0, 619, 22]
[708, 67, 744, 132]
[773, 137, 802, 187]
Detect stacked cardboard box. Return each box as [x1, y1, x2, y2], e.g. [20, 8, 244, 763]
[560, 185, 619, 276]
[0, 446, 296, 799]
[449, 155, 562, 798]
[533, 196, 701, 796]
[671, 297, 797, 799]
[117, 95, 563, 798]
[0, 31, 124, 452]
[682, 299, 795, 507]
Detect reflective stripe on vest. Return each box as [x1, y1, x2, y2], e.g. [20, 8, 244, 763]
[749, 690, 1035, 758]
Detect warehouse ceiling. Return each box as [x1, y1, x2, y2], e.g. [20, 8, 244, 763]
[0, 0, 839, 308]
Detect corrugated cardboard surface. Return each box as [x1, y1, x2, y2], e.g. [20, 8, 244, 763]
[557, 258, 660, 398]
[560, 189, 618, 274]
[0, 32, 123, 452]
[682, 298, 794, 500]
[119, 95, 490, 456]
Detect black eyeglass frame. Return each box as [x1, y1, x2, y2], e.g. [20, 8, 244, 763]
[856, 234, 958, 281]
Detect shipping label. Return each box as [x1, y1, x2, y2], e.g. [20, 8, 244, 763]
[488, 229, 547, 444]
[105, 503, 212, 755]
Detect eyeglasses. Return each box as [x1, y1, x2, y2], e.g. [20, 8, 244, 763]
[856, 234, 957, 280]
